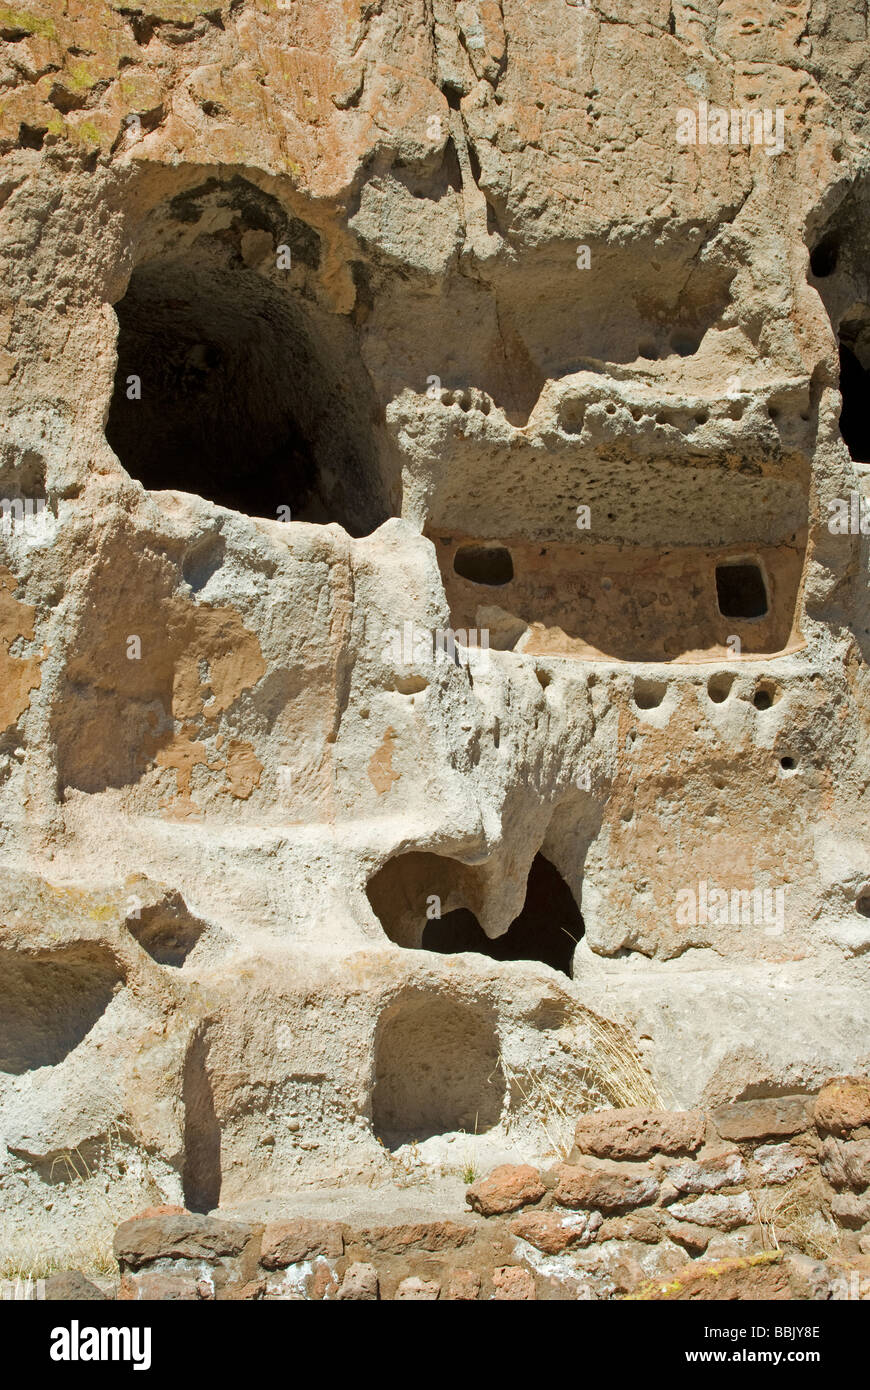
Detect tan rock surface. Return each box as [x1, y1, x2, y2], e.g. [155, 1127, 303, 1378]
[554, 1157, 659, 1212]
[0, 0, 869, 1286]
[814, 1076, 870, 1136]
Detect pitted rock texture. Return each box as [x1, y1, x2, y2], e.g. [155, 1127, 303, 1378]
[1, 0, 870, 1279]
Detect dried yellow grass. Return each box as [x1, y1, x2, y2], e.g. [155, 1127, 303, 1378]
[499, 1009, 669, 1159]
[0, 1125, 170, 1281]
[751, 1179, 842, 1262]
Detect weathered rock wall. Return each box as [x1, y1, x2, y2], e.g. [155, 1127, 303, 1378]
[1, 0, 869, 1276]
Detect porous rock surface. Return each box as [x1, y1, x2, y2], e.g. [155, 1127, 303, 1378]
[1, 0, 870, 1291]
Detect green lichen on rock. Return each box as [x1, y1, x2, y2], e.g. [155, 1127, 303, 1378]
[0, 7, 57, 38]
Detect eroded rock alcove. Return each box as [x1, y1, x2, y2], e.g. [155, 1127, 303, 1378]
[105, 177, 390, 533]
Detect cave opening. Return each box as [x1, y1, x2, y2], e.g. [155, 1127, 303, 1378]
[804, 181, 870, 466]
[105, 184, 391, 535]
[182, 1027, 221, 1212]
[838, 342, 870, 464]
[809, 233, 839, 279]
[125, 891, 206, 968]
[421, 854, 583, 976]
[453, 543, 515, 585]
[0, 944, 122, 1074]
[372, 994, 504, 1147]
[368, 851, 584, 974]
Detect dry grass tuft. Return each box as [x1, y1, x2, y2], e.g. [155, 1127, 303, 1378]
[0, 1124, 171, 1282]
[575, 1012, 668, 1112]
[752, 1180, 843, 1262]
[499, 1009, 669, 1159]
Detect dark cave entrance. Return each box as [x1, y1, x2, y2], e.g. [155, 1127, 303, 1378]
[838, 341, 870, 464]
[106, 261, 388, 533]
[417, 854, 584, 976]
[805, 181, 870, 468]
[106, 263, 318, 520]
[453, 544, 515, 585]
[372, 845, 583, 978]
[105, 180, 391, 535]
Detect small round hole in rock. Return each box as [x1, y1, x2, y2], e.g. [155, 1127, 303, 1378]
[707, 672, 735, 703]
[856, 894, 870, 918]
[753, 687, 774, 711]
[633, 677, 666, 710]
[780, 755, 796, 772]
[453, 544, 514, 586]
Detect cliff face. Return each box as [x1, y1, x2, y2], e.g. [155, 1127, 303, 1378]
[0, 0, 869, 1270]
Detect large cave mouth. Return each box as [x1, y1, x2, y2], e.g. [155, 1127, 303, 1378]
[805, 179, 870, 467]
[106, 257, 389, 536]
[368, 850, 584, 976]
[422, 854, 583, 976]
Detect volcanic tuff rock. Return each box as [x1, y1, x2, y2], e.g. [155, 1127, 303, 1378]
[0, 0, 869, 1283]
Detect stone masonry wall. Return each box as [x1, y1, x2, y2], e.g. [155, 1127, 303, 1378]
[108, 1075, 870, 1301]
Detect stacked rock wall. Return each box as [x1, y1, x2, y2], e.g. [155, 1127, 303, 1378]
[107, 1076, 870, 1300]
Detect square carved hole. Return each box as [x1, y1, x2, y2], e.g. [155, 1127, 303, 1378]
[715, 562, 768, 620]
